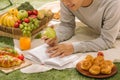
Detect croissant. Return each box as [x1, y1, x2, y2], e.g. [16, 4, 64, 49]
[0, 55, 23, 68]
[89, 65, 101, 75]
[80, 60, 92, 70]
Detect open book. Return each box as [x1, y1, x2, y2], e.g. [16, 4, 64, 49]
[25, 44, 78, 67]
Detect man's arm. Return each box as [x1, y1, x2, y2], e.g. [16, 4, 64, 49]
[55, 1, 76, 42]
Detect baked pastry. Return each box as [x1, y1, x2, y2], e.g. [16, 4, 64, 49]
[93, 56, 104, 66]
[0, 55, 23, 68]
[53, 11, 60, 20]
[0, 47, 19, 57]
[85, 55, 94, 62]
[80, 60, 92, 70]
[76, 52, 115, 75]
[104, 60, 114, 68]
[89, 65, 101, 75]
[101, 64, 112, 74]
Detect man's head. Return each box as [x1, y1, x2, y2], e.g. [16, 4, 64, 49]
[61, 0, 93, 11]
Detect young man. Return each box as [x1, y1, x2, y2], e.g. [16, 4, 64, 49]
[43, 0, 120, 57]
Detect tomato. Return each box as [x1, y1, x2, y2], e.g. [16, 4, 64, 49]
[18, 54, 24, 60]
[97, 51, 104, 56]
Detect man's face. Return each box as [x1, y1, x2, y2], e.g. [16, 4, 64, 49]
[61, 0, 84, 11]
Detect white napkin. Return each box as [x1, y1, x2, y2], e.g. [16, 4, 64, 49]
[20, 63, 52, 73]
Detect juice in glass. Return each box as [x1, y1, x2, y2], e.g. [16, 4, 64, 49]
[20, 36, 31, 50]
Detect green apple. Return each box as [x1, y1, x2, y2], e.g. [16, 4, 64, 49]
[42, 27, 56, 38]
[17, 10, 28, 20]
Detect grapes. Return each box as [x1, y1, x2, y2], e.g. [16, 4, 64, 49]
[20, 18, 40, 37]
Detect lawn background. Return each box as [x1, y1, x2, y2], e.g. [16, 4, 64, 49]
[0, 0, 120, 80]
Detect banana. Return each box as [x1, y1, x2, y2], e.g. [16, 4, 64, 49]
[9, 15, 16, 27]
[13, 15, 18, 22]
[6, 15, 13, 27]
[0, 16, 2, 25]
[1, 13, 9, 27]
[0, 13, 8, 26]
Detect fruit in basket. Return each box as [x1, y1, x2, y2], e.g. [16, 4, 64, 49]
[17, 10, 28, 20]
[32, 9, 38, 16]
[45, 9, 53, 17]
[29, 15, 37, 19]
[8, 8, 18, 17]
[23, 18, 30, 23]
[14, 22, 20, 28]
[0, 13, 9, 26]
[27, 10, 33, 16]
[37, 10, 45, 19]
[42, 27, 56, 38]
[0, 13, 18, 27]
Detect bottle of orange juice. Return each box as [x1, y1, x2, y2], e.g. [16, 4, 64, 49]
[19, 36, 31, 50]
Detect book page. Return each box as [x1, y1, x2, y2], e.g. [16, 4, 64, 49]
[28, 44, 79, 66]
[28, 44, 50, 63]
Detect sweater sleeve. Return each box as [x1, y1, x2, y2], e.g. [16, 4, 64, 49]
[55, 1, 76, 42]
[72, 2, 120, 53]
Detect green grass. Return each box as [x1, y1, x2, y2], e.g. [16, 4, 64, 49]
[0, 37, 120, 80]
[0, 0, 120, 80]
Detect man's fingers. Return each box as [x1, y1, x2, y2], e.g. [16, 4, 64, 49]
[46, 38, 53, 44]
[41, 36, 48, 40]
[50, 51, 63, 58]
[47, 46, 58, 53]
[60, 53, 65, 58]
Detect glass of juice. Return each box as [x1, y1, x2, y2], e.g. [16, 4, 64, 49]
[19, 36, 31, 50]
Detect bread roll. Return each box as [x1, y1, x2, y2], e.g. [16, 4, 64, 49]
[89, 65, 101, 75]
[80, 60, 92, 70]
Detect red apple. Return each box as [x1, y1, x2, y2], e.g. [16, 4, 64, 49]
[29, 15, 37, 18]
[17, 20, 22, 24]
[23, 18, 30, 23]
[32, 9, 38, 16]
[14, 22, 20, 28]
[27, 10, 33, 16]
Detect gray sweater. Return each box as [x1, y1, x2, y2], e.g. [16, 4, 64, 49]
[55, 0, 120, 53]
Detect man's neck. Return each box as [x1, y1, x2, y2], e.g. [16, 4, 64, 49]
[81, 0, 93, 7]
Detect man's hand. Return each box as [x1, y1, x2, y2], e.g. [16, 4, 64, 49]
[47, 43, 74, 57]
[42, 36, 58, 47]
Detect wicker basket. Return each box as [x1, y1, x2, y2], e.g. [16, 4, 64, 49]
[0, 15, 53, 39]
